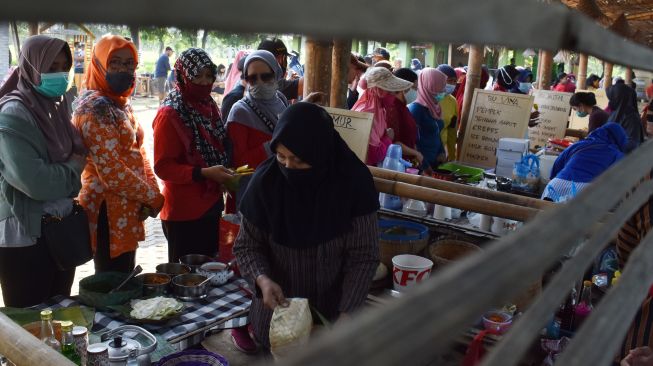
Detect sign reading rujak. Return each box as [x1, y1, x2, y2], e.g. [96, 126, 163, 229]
[461, 90, 534, 168]
[528, 90, 572, 149]
[568, 89, 609, 130]
[323, 107, 374, 163]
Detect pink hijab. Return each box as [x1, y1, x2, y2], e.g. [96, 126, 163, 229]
[352, 82, 390, 147]
[223, 50, 249, 95]
[415, 68, 447, 120]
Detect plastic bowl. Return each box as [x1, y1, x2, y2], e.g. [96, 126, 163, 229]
[482, 310, 513, 334]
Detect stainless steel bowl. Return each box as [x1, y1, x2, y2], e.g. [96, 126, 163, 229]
[179, 254, 214, 273]
[171, 274, 209, 301]
[137, 273, 171, 297]
[156, 263, 192, 277]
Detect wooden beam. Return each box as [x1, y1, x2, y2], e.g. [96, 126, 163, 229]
[10, 21, 20, 56]
[368, 166, 554, 210]
[0, 312, 74, 366]
[75, 23, 96, 39]
[303, 38, 333, 104]
[447, 43, 453, 65]
[604, 62, 613, 90]
[374, 177, 540, 221]
[626, 11, 653, 21]
[330, 39, 351, 108]
[538, 50, 553, 89]
[457, 44, 483, 159]
[577, 53, 588, 89]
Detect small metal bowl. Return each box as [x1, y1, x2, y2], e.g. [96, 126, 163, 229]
[171, 274, 209, 301]
[179, 254, 214, 273]
[137, 273, 171, 297]
[156, 263, 192, 277]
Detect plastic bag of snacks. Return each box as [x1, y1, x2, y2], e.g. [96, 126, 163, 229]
[512, 154, 540, 193]
[269, 298, 313, 360]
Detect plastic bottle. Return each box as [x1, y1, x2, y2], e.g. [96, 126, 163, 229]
[573, 280, 593, 330]
[379, 144, 411, 211]
[40, 309, 61, 351]
[60, 321, 81, 365]
[556, 287, 577, 332]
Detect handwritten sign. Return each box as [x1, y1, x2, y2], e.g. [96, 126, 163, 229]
[528, 90, 572, 149]
[568, 89, 609, 130]
[323, 107, 374, 162]
[460, 90, 534, 168]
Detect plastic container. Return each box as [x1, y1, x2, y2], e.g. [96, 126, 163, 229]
[379, 144, 411, 211]
[378, 219, 429, 269]
[482, 310, 513, 334]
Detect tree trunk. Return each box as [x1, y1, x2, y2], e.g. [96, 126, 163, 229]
[303, 38, 333, 104]
[129, 25, 140, 50]
[201, 29, 209, 49]
[330, 39, 351, 108]
[158, 37, 164, 55]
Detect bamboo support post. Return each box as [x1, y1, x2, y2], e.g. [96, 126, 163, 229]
[330, 39, 351, 108]
[604, 62, 613, 90]
[0, 312, 74, 366]
[303, 38, 333, 104]
[374, 177, 539, 221]
[369, 166, 553, 210]
[457, 44, 484, 159]
[577, 53, 588, 89]
[538, 50, 553, 90]
[625, 66, 633, 85]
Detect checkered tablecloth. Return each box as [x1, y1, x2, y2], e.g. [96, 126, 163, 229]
[39, 278, 251, 342]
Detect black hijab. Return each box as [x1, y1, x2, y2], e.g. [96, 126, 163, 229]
[239, 102, 379, 248]
[608, 83, 643, 146]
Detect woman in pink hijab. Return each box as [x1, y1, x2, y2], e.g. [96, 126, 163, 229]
[408, 68, 448, 171]
[352, 67, 415, 166]
[223, 50, 250, 95]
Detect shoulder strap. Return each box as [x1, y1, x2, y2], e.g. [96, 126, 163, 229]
[243, 96, 276, 133]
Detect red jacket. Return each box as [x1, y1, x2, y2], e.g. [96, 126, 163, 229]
[227, 122, 272, 169]
[153, 106, 222, 221]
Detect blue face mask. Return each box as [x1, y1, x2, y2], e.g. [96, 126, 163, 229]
[518, 82, 532, 94]
[434, 92, 446, 102]
[34, 72, 70, 98]
[405, 88, 417, 104]
[576, 110, 589, 118]
[444, 84, 456, 95]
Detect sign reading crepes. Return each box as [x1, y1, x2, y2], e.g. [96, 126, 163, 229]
[460, 90, 534, 168]
[568, 89, 609, 130]
[528, 90, 572, 149]
[323, 107, 374, 163]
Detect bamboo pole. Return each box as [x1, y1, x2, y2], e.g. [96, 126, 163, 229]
[538, 50, 553, 90]
[369, 166, 553, 210]
[303, 38, 333, 104]
[0, 312, 74, 366]
[374, 177, 539, 221]
[625, 66, 633, 85]
[604, 62, 613, 90]
[330, 39, 351, 108]
[456, 44, 483, 159]
[577, 53, 588, 89]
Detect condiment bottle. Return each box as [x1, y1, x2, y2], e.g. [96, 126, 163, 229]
[573, 280, 593, 330]
[60, 321, 81, 365]
[39, 309, 61, 351]
[556, 287, 577, 332]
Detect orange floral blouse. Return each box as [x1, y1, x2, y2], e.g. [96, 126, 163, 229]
[73, 90, 163, 259]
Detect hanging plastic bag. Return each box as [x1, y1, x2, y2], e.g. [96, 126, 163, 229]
[513, 154, 540, 193]
[269, 298, 313, 361]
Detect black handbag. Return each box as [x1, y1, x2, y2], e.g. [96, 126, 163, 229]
[41, 201, 93, 271]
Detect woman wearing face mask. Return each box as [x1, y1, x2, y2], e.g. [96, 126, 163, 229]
[408, 68, 448, 171]
[493, 65, 521, 93]
[226, 50, 289, 170]
[515, 68, 534, 95]
[436, 64, 460, 160]
[234, 102, 379, 350]
[569, 92, 609, 133]
[352, 67, 417, 166]
[73, 35, 163, 273]
[152, 48, 234, 263]
[0, 35, 87, 307]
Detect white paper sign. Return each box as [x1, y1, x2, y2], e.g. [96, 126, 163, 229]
[323, 107, 374, 163]
[528, 90, 573, 149]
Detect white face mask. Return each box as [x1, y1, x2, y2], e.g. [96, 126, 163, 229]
[249, 82, 278, 99]
[405, 88, 417, 104]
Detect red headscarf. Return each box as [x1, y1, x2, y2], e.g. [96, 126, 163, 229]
[84, 35, 138, 106]
[455, 67, 489, 118]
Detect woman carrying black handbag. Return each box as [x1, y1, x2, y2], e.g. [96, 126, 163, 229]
[0, 35, 89, 307]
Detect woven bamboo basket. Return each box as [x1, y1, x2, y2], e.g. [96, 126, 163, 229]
[378, 219, 429, 269]
[429, 239, 482, 270]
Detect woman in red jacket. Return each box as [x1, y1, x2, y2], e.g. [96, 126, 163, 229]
[152, 48, 234, 262]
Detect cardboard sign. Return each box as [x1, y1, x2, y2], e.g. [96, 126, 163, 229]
[323, 107, 374, 162]
[460, 90, 534, 168]
[568, 89, 609, 130]
[528, 90, 573, 149]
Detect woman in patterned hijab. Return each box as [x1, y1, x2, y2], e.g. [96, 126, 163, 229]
[153, 48, 234, 262]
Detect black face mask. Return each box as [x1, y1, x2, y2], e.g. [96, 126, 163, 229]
[106, 72, 135, 94]
[277, 163, 325, 187]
